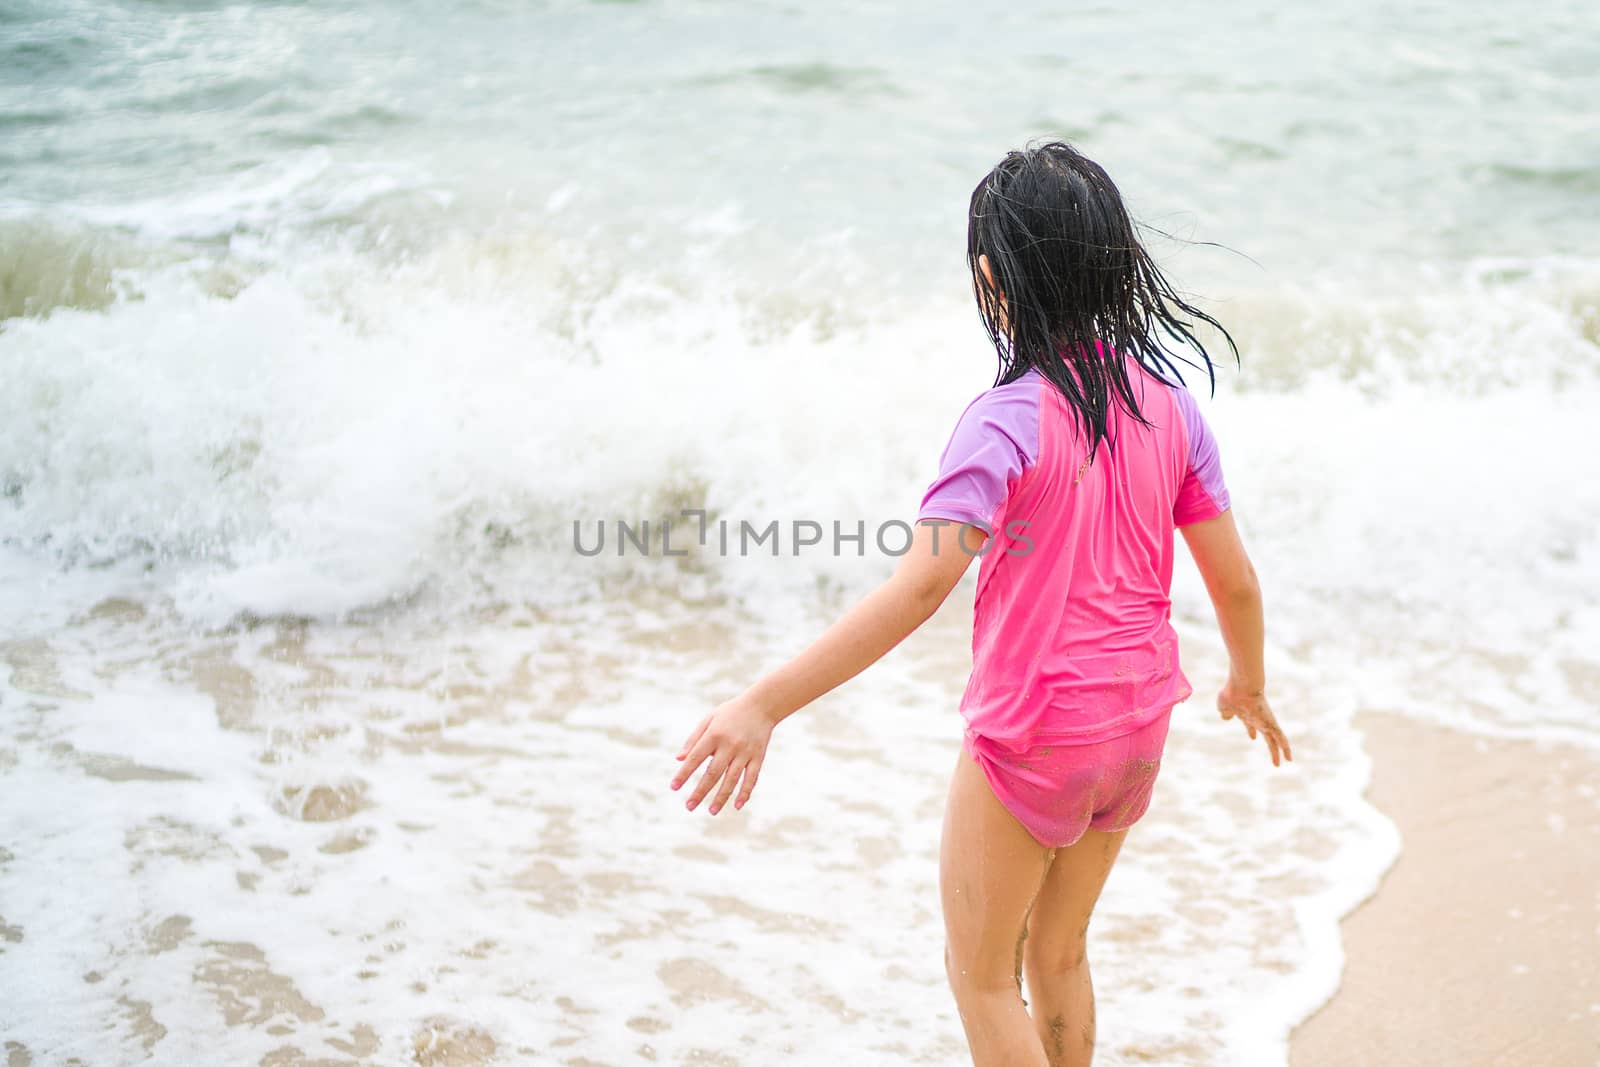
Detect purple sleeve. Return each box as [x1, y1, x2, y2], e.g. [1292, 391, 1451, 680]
[1172, 386, 1231, 525]
[917, 377, 1041, 534]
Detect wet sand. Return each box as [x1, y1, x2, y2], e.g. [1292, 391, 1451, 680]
[1290, 712, 1600, 1066]
[7, 588, 1592, 1064]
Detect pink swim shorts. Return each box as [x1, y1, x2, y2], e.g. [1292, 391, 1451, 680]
[962, 707, 1174, 849]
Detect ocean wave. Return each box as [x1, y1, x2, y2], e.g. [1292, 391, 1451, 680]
[1214, 258, 1600, 392]
[1, 230, 1596, 664]
[0, 149, 450, 249]
[0, 216, 266, 322]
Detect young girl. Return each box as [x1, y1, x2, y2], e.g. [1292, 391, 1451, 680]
[669, 141, 1291, 1067]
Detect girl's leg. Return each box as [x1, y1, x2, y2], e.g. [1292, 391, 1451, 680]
[1020, 827, 1129, 1067]
[939, 746, 1056, 1067]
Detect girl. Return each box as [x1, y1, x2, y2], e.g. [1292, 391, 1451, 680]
[669, 141, 1291, 1067]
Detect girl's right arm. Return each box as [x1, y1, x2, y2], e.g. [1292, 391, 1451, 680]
[670, 520, 984, 814]
[1180, 510, 1292, 766]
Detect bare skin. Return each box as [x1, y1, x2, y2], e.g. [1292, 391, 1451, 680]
[1181, 510, 1290, 765]
[1022, 827, 1128, 1067]
[671, 499, 1289, 1064]
[940, 745, 1056, 1066]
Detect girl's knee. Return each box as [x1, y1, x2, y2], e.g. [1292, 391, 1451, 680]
[944, 940, 1022, 996]
[1024, 932, 1088, 978]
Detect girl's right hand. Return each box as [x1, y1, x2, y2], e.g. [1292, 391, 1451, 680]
[670, 695, 777, 815]
[1217, 682, 1292, 766]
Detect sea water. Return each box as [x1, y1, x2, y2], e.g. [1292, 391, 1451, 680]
[2, 1, 1597, 1064]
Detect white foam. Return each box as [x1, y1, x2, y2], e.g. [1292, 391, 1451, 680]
[0, 595, 1402, 1067]
[2, 209, 1598, 1066]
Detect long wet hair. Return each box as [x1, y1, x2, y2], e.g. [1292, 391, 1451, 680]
[967, 141, 1238, 451]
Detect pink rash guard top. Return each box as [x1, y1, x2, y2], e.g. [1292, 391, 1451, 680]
[918, 356, 1231, 751]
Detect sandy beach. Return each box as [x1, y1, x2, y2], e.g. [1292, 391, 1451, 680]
[6, 3, 1600, 1064]
[1291, 713, 1600, 1066]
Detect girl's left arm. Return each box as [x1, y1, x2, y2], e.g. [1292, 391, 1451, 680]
[670, 519, 984, 815]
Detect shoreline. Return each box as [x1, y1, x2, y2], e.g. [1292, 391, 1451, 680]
[1290, 711, 1600, 1066]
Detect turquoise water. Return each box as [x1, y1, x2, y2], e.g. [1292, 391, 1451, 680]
[6, 1, 1599, 292]
[2, 4, 1598, 1065]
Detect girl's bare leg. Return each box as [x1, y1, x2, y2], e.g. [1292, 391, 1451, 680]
[939, 747, 1055, 1067]
[1020, 827, 1128, 1067]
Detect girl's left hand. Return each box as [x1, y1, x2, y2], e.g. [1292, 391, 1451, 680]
[670, 696, 775, 815]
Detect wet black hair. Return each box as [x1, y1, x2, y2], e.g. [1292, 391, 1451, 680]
[967, 140, 1238, 451]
